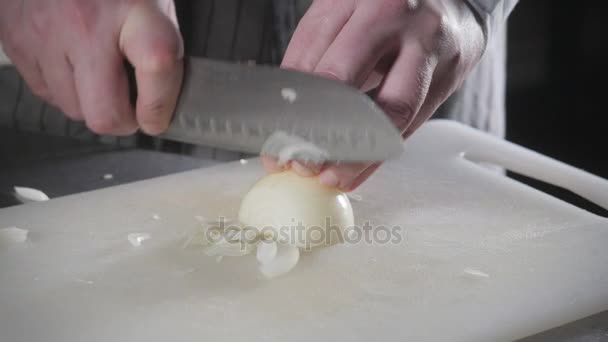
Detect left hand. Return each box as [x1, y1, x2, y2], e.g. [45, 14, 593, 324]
[263, 0, 485, 191]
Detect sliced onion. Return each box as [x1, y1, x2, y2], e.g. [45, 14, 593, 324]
[256, 240, 278, 264]
[348, 193, 363, 202]
[281, 88, 298, 103]
[261, 131, 328, 166]
[0, 227, 29, 246]
[14, 186, 49, 203]
[463, 268, 490, 278]
[258, 244, 300, 279]
[201, 238, 254, 257]
[127, 233, 151, 247]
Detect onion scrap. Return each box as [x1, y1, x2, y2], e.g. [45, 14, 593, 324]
[0, 227, 29, 246]
[14, 186, 49, 203]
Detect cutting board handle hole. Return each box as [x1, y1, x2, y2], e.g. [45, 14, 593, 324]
[463, 153, 608, 218]
[506, 171, 608, 218]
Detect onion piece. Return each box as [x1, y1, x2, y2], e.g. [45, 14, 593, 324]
[127, 233, 151, 247]
[463, 268, 490, 278]
[281, 88, 298, 103]
[0, 227, 29, 246]
[201, 238, 254, 257]
[348, 193, 363, 202]
[256, 240, 278, 264]
[259, 244, 300, 279]
[14, 186, 49, 203]
[261, 131, 329, 166]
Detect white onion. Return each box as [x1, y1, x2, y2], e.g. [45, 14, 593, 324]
[256, 240, 278, 264]
[0, 227, 29, 246]
[14, 186, 49, 203]
[238, 171, 354, 249]
[258, 244, 300, 279]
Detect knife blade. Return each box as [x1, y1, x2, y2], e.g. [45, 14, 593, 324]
[161, 57, 403, 162]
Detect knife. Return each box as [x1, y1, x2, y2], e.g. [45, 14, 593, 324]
[1, 48, 405, 162]
[160, 57, 403, 162]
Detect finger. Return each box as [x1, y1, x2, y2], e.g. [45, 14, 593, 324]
[313, 5, 397, 87]
[7, 52, 49, 100]
[361, 54, 395, 92]
[375, 40, 437, 134]
[120, 1, 184, 135]
[73, 45, 137, 135]
[291, 161, 323, 177]
[40, 54, 82, 120]
[318, 162, 373, 191]
[281, 0, 355, 72]
[261, 156, 287, 173]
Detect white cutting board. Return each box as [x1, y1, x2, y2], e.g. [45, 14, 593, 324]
[1, 120, 607, 342]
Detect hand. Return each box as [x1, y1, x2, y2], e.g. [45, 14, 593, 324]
[0, 0, 183, 135]
[265, 0, 485, 191]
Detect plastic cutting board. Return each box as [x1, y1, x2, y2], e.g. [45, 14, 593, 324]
[1, 120, 607, 341]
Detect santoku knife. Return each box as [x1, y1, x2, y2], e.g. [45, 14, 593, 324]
[161, 57, 403, 162]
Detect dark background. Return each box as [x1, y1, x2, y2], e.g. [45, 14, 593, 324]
[506, 1, 607, 216]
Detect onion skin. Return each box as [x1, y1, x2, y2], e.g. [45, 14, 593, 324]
[238, 171, 354, 249]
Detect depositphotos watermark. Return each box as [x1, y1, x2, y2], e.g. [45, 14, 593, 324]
[204, 217, 406, 251]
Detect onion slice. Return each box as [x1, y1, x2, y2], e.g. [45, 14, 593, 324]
[14, 186, 49, 203]
[281, 88, 298, 103]
[202, 238, 254, 257]
[261, 131, 328, 166]
[127, 233, 151, 247]
[0, 227, 29, 246]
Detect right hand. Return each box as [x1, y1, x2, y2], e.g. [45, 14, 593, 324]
[0, 0, 184, 135]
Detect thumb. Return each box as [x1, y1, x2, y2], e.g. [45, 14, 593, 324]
[119, 1, 184, 135]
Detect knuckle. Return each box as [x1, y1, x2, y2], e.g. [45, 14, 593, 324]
[417, 6, 449, 51]
[64, 0, 99, 36]
[365, 0, 412, 22]
[447, 48, 464, 69]
[29, 83, 49, 98]
[142, 45, 181, 73]
[376, 96, 416, 129]
[29, 6, 50, 39]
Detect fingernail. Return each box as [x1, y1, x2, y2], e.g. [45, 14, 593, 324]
[319, 170, 340, 188]
[291, 162, 313, 177]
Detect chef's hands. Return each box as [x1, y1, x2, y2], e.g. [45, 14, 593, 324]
[265, 0, 485, 191]
[0, 0, 183, 135]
